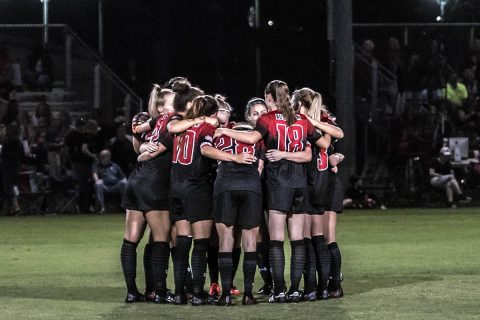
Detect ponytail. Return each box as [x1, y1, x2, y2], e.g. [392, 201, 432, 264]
[307, 93, 324, 121]
[147, 84, 162, 118]
[265, 80, 296, 126]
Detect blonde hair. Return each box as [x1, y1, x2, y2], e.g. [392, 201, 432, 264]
[147, 84, 173, 117]
[292, 87, 328, 121]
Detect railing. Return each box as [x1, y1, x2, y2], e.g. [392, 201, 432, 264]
[0, 24, 142, 118]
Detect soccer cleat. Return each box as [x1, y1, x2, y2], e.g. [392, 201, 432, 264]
[287, 291, 301, 303]
[230, 285, 241, 295]
[317, 289, 329, 300]
[209, 283, 221, 297]
[216, 294, 233, 306]
[242, 294, 258, 305]
[173, 292, 188, 305]
[302, 291, 317, 302]
[268, 292, 286, 303]
[191, 292, 210, 306]
[257, 284, 273, 295]
[153, 290, 175, 304]
[329, 286, 344, 299]
[125, 292, 146, 303]
[144, 292, 156, 302]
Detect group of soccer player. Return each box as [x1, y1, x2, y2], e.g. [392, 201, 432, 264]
[119, 76, 345, 306]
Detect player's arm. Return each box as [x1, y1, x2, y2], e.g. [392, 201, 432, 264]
[139, 141, 160, 154]
[265, 146, 312, 163]
[306, 116, 344, 139]
[133, 119, 154, 134]
[214, 128, 262, 145]
[137, 143, 167, 162]
[201, 145, 257, 164]
[132, 136, 142, 154]
[314, 134, 331, 150]
[168, 117, 218, 133]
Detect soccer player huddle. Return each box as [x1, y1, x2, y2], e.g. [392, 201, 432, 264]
[120, 77, 345, 306]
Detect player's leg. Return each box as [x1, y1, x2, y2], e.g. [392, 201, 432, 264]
[145, 210, 173, 303]
[268, 209, 287, 302]
[207, 228, 220, 297]
[302, 213, 317, 301]
[230, 228, 242, 295]
[143, 232, 155, 301]
[324, 211, 343, 298]
[286, 212, 306, 302]
[311, 213, 330, 299]
[256, 211, 272, 295]
[215, 223, 234, 305]
[241, 227, 259, 305]
[121, 209, 147, 303]
[190, 219, 213, 305]
[172, 218, 192, 304]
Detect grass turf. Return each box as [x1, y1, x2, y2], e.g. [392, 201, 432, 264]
[0, 208, 479, 320]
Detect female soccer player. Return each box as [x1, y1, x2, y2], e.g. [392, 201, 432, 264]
[292, 88, 345, 300]
[214, 80, 330, 303]
[244, 98, 272, 295]
[201, 120, 264, 306]
[120, 86, 174, 303]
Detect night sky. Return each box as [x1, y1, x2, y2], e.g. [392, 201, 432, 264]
[1, 0, 480, 115]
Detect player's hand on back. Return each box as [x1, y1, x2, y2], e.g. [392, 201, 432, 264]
[146, 142, 159, 153]
[265, 149, 284, 162]
[234, 152, 257, 164]
[214, 128, 226, 139]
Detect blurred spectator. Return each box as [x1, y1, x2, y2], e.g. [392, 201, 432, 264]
[107, 123, 136, 176]
[1, 124, 25, 215]
[429, 146, 471, 208]
[45, 112, 69, 179]
[343, 175, 377, 209]
[2, 99, 20, 125]
[64, 119, 93, 213]
[442, 73, 468, 108]
[32, 96, 52, 129]
[19, 110, 37, 143]
[25, 46, 53, 91]
[0, 45, 22, 94]
[92, 149, 126, 213]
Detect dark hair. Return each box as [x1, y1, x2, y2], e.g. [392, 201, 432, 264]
[244, 97, 267, 119]
[264, 80, 296, 125]
[185, 95, 219, 119]
[163, 76, 191, 90]
[172, 82, 203, 113]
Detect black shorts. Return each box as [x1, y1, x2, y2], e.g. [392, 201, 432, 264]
[267, 187, 309, 214]
[213, 190, 262, 229]
[122, 159, 170, 212]
[169, 192, 212, 223]
[308, 170, 344, 214]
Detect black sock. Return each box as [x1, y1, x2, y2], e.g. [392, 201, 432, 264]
[143, 243, 154, 293]
[257, 242, 270, 285]
[312, 235, 331, 291]
[120, 239, 139, 294]
[218, 252, 233, 296]
[151, 241, 170, 294]
[328, 242, 342, 289]
[191, 238, 209, 295]
[243, 251, 257, 296]
[207, 245, 219, 284]
[303, 238, 317, 293]
[173, 236, 192, 295]
[231, 247, 241, 285]
[269, 240, 285, 294]
[289, 240, 306, 293]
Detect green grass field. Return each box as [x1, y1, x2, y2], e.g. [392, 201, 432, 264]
[1, 208, 480, 320]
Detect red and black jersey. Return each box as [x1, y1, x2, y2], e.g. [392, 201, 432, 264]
[169, 121, 216, 198]
[212, 133, 264, 196]
[254, 110, 322, 188]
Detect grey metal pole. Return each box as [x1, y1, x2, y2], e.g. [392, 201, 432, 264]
[42, 0, 49, 47]
[333, 0, 356, 177]
[98, 0, 104, 57]
[254, 0, 262, 93]
[65, 32, 72, 91]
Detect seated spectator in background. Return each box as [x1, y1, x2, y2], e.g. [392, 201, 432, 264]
[92, 149, 126, 213]
[443, 73, 468, 108]
[343, 175, 377, 209]
[32, 96, 51, 130]
[25, 46, 52, 91]
[107, 123, 136, 176]
[429, 146, 471, 208]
